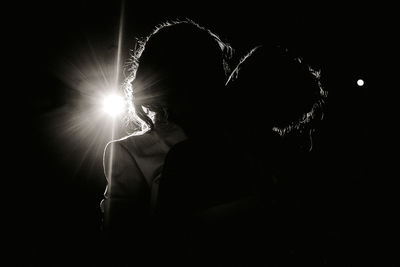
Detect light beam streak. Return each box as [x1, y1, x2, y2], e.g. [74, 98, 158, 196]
[107, 0, 125, 198]
[115, 0, 125, 88]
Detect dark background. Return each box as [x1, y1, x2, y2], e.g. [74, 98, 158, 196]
[5, 1, 392, 266]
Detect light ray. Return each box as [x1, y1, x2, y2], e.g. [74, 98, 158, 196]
[108, 0, 126, 198]
[87, 40, 111, 88]
[115, 0, 125, 87]
[41, 0, 128, 189]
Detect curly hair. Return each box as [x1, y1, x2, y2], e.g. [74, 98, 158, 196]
[121, 18, 234, 134]
[226, 44, 328, 149]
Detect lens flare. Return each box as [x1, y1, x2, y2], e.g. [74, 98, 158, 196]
[102, 94, 125, 117]
[39, 0, 127, 188]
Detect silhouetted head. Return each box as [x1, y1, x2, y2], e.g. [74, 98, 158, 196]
[226, 45, 327, 151]
[123, 19, 233, 136]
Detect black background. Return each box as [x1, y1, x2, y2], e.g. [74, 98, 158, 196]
[4, 1, 392, 266]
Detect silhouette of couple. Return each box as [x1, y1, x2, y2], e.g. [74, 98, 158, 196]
[100, 18, 327, 266]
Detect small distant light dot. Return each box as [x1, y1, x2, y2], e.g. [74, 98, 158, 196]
[357, 79, 364, 86]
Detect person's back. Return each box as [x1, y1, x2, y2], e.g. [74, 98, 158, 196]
[223, 44, 328, 265]
[155, 136, 266, 266]
[155, 43, 328, 265]
[101, 123, 186, 265]
[100, 19, 234, 266]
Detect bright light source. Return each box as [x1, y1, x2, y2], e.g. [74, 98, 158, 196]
[103, 94, 125, 117]
[357, 79, 364, 87]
